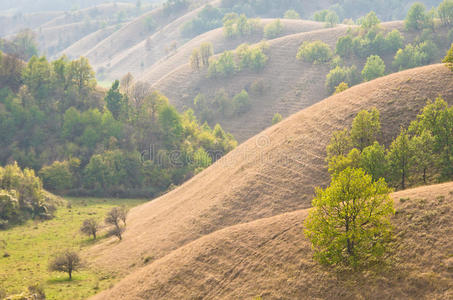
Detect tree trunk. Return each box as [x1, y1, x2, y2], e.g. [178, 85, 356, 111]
[69, 270, 72, 280]
[423, 167, 427, 184]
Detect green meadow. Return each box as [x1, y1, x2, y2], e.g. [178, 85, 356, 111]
[0, 197, 146, 299]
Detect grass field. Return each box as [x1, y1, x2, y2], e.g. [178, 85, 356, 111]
[0, 197, 147, 299]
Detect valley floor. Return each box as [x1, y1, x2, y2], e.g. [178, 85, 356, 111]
[0, 197, 146, 299]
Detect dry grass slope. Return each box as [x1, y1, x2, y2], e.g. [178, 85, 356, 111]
[152, 22, 409, 142]
[92, 182, 453, 300]
[85, 65, 453, 284]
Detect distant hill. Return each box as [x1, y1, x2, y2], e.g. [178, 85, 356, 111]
[84, 65, 453, 285]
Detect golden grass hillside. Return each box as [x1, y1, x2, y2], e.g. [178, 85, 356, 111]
[92, 182, 453, 299]
[136, 19, 327, 85]
[152, 22, 416, 142]
[85, 65, 453, 281]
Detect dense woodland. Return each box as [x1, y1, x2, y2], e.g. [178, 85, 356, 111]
[0, 52, 237, 201]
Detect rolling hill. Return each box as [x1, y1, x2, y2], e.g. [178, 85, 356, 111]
[92, 181, 453, 299]
[150, 21, 452, 142]
[84, 64, 453, 287]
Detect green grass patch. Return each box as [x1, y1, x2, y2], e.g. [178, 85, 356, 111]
[0, 197, 146, 299]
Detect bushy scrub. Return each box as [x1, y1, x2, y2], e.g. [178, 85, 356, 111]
[325, 65, 361, 94]
[297, 41, 333, 64]
[264, 19, 283, 39]
[392, 40, 438, 71]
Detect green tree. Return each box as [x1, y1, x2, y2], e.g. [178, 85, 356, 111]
[105, 80, 126, 120]
[361, 55, 386, 81]
[405, 2, 428, 30]
[326, 129, 352, 159]
[410, 97, 453, 178]
[336, 35, 354, 58]
[305, 167, 394, 267]
[361, 141, 387, 181]
[208, 51, 236, 78]
[39, 161, 74, 192]
[284, 10, 300, 19]
[325, 65, 361, 94]
[350, 108, 381, 151]
[328, 148, 361, 176]
[232, 90, 250, 115]
[386, 129, 413, 189]
[411, 130, 435, 184]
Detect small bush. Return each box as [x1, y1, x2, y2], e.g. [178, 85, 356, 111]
[284, 10, 300, 19]
[297, 41, 333, 64]
[264, 19, 283, 39]
[272, 113, 282, 125]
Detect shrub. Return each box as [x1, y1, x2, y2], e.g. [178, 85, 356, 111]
[272, 113, 282, 125]
[297, 41, 333, 64]
[361, 55, 386, 81]
[334, 82, 349, 94]
[232, 90, 250, 115]
[305, 167, 394, 267]
[336, 35, 354, 58]
[264, 19, 283, 39]
[284, 9, 300, 19]
[443, 43, 453, 71]
[325, 11, 339, 27]
[39, 160, 76, 192]
[325, 65, 361, 94]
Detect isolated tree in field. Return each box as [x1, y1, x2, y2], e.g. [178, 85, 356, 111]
[443, 44, 453, 71]
[305, 168, 394, 267]
[351, 108, 381, 151]
[200, 42, 213, 67]
[190, 49, 201, 71]
[405, 3, 428, 30]
[105, 207, 127, 240]
[386, 129, 413, 190]
[284, 10, 300, 19]
[361, 141, 387, 181]
[80, 218, 99, 240]
[362, 55, 386, 81]
[49, 250, 81, 280]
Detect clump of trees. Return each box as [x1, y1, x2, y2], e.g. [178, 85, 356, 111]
[392, 40, 438, 71]
[181, 4, 223, 37]
[223, 13, 262, 39]
[297, 41, 333, 64]
[0, 163, 59, 228]
[405, 2, 434, 31]
[208, 42, 269, 78]
[325, 65, 361, 94]
[190, 42, 214, 71]
[438, 0, 453, 26]
[313, 9, 339, 27]
[0, 53, 237, 198]
[264, 19, 283, 39]
[327, 97, 453, 191]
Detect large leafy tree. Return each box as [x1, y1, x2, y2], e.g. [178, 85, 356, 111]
[386, 129, 413, 189]
[350, 108, 381, 151]
[305, 168, 394, 267]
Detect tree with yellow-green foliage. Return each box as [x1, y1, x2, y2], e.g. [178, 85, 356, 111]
[305, 167, 394, 267]
[443, 43, 453, 71]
